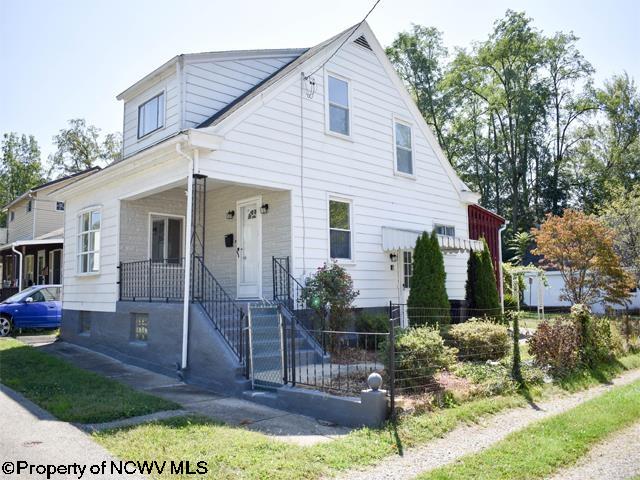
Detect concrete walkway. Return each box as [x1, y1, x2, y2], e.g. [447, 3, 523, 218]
[25, 336, 351, 445]
[0, 385, 145, 480]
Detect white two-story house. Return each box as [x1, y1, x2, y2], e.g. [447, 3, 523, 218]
[55, 22, 496, 397]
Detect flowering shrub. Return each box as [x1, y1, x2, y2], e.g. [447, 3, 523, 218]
[301, 262, 359, 332]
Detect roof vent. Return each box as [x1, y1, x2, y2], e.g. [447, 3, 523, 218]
[354, 35, 373, 51]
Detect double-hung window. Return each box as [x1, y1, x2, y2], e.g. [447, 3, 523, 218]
[327, 75, 350, 136]
[150, 215, 182, 263]
[77, 210, 101, 273]
[394, 121, 413, 175]
[329, 199, 352, 260]
[138, 92, 165, 138]
[435, 225, 456, 237]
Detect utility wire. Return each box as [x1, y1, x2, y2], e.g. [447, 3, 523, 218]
[303, 0, 381, 80]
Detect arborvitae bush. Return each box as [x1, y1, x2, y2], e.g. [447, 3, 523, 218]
[407, 230, 451, 326]
[465, 239, 501, 321]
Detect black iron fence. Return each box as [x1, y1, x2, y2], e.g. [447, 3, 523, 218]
[392, 303, 506, 328]
[118, 258, 185, 302]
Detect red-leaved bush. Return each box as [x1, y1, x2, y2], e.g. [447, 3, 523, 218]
[528, 320, 580, 375]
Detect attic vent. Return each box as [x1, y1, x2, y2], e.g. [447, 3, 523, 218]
[354, 35, 372, 51]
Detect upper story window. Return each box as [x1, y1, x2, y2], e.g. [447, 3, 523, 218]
[327, 75, 350, 136]
[435, 224, 455, 237]
[394, 121, 413, 175]
[77, 209, 101, 274]
[329, 198, 352, 260]
[137, 92, 165, 138]
[56, 202, 65, 211]
[10, 211, 14, 222]
[26, 200, 32, 213]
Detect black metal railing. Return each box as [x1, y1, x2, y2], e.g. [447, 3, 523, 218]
[193, 256, 247, 364]
[118, 258, 185, 302]
[272, 257, 325, 344]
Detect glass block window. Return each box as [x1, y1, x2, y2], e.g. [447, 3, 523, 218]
[132, 313, 149, 343]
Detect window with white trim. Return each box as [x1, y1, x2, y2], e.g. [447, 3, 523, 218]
[327, 75, 350, 136]
[329, 199, 352, 260]
[150, 215, 182, 263]
[137, 92, 165, 138]
[403, 251, 413, 288]
[56, 201, 65, 211]
[77, 210, 101, 273]
[435, 225, 455, 237]
[394, 121, 413, 175]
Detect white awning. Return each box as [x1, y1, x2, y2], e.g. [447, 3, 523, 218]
[382, 227, 483, 254]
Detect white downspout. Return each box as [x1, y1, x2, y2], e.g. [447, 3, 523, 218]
[11, 244, 23, 291]
[498, 222, 508, 313]
[176, 143, 195, 371]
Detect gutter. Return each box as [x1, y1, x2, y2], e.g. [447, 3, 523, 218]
[175, 143, 199, 371]
[498, 222, 509, 313]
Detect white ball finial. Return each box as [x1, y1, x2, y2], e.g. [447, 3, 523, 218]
[367, 372, 383, 391]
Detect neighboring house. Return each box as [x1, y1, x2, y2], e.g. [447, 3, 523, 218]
[0, 169, 99, 300]
[55, 23, 502, 397]
[523, 270, 640, 314]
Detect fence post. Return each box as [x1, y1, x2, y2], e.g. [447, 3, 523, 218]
[272, 257, 277, 301]
[290, 310, 296, 386]
[280, 305, 289, 385]
[388, 300, 396, 421]
[117, 262, 122, 301]
[148, 259, 152, 303]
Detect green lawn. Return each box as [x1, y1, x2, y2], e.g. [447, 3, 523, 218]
[94, 353, 640, 480]
[0, 338, 179, 423]
[519, 311, 570, 330]
[418, 378, 640, 480]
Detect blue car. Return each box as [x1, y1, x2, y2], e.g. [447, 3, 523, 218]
[0, 285, 62, 337]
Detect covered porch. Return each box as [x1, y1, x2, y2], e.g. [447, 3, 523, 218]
[117, 177, 292, 303]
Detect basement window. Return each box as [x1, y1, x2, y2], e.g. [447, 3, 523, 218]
[131, 313, 149, 343]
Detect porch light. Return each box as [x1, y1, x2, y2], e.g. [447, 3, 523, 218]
[389, 253, 398, 262]
[226, 210, 235, 220]
[260, 204, 269, 214]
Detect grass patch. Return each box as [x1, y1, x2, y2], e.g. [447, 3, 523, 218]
[94, 394, 525, 480]
[418, 378, 640, 480]
[94, 352, 640, 479]
[556, 352, 640, 392]
[0, 338, 179, 423]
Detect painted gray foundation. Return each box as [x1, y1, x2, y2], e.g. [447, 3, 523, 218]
[244, 386, 389, 428]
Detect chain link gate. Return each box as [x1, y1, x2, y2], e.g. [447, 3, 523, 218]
[248, 304, 286, 388]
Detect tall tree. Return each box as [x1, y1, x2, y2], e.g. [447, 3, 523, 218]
[0, 133, 44, 225]
[386, 25, 455, 160]
[48, 119, 122, 177]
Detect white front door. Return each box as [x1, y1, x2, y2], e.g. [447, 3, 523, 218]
[236, 197, 262, 299]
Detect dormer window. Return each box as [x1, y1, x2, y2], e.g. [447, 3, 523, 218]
[137, 92, 165, 138]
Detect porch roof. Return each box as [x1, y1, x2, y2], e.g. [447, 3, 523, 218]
[381, 227, 483, 254]
[0, 239, 63, 253]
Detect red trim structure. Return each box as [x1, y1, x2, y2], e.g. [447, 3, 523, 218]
[468, 205, 506, 292]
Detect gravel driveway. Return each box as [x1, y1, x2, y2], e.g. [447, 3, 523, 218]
[333, 368, 640, 480]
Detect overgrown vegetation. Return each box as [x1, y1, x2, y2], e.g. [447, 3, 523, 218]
[448, 321, 510, 361]
[0, 339, 178, 423]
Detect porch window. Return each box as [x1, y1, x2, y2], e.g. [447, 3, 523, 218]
[403, 251, 413, 288]
[394, 121, 413, 175]
[435, 224, 455, 237]
[329, 199, 352, 260]
[150, 215, 182, 263]
[138, 92, 165, 138]
[327, 75, 350, 136]
[77, 209, 101, 274]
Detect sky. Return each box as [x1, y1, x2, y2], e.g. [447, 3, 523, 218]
[1, 0, 638, 161]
